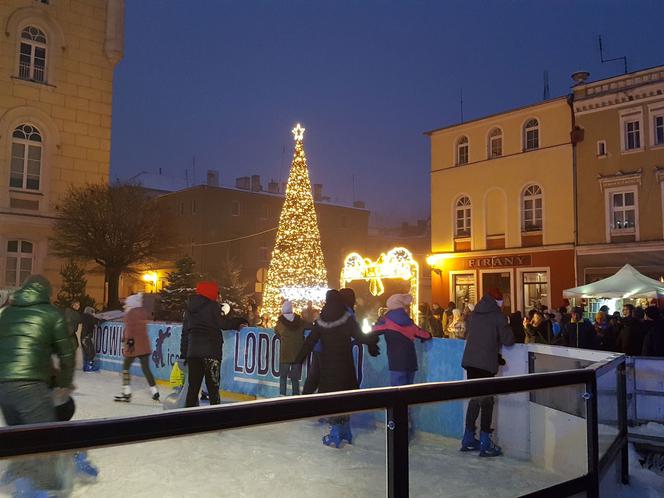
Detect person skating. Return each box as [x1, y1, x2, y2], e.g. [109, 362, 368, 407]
[274, 300, 306, 396]
[372, 294, 431, 387]
[0, 275, 76, 494]
[181, 281, 225, 407]
[295, 290, 380, 448]
[114, 293, 160, 402]
[80, 306, 101, 372]
[460, 288, 514, 457]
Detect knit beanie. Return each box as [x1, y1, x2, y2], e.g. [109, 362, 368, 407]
[281, 300, 295, 322]
[386, 293, 412, 311]
[486, 288, 503, 301]
[196, 281, 219, 302]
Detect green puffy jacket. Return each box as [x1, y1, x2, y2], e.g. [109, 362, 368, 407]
[0, 275, 75, 387]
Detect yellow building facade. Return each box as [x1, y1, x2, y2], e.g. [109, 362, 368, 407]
[0, 0, 124, 300]
[428, 97, 576, 313]
[572, 66, 664, 283]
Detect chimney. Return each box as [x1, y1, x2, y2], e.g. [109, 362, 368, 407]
[267, 179, 279, 193]
[206, 169, 219, 187]
[313, 184, 323, 201]
[251, 175, 262, 192]
[353, 200, 365, 209]
[235, 176, 250, 190]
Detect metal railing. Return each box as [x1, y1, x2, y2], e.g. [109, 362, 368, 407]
[0, 358, 628, 498]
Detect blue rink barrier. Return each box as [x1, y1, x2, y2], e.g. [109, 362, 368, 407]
[93, 323, 466, 438]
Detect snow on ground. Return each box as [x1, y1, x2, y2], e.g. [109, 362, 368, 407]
[1, 371, 663, 497]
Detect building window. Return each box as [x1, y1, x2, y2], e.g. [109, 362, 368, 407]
[259, 246, 269, 263]
[655, 116, 664, 145]
[10, 124, 42, 191]
[18, 26, 47, 83]
[452, 273, 476, 310]
[456, 136, 469, 165]
[523, 118, 539, 151]
[455, 196, 471, 237]
[260, 204, 269, 220]
[625, 120, 641, 150]
[522, 184, 543, 232]
[231, 201, 240, 216]
[522, 271, 548, 313]
[488, 128, 502, 158]
[179, 202, 184, 215]
[610, 191, 636, 233]
[191, 199, 197, 214]
[619, 109, 643, 153]
[597, 140, 607, 157]
[5, 240, 33, 287]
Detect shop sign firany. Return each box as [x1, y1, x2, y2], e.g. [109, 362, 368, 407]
[466, 255, 532, 269]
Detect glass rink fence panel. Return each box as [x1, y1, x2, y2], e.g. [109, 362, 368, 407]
[409, 384, 589, 497]
[0, 410, 388, 498]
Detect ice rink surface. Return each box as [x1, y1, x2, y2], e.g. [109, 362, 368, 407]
[1, 371, 663, 497]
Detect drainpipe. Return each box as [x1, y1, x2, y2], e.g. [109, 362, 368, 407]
[567, 94, 580, 286]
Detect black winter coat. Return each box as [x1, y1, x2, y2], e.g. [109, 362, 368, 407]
[295, 312, 377, 393]
[642, 320, 664, 357]
[180, 295, 225, 360]
[616, 317, 644, 356]
[562, 320, 598, 349]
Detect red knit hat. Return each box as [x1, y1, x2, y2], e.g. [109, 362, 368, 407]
[196, 281, 219, 302]
[486, 288, 503, 301]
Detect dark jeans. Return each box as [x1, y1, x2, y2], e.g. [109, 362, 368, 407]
[122, 354, 156, 387]
[302, 352, 321, 395]
[81, 333, 96, 363]
[186, 358, 221, 407]
[279, 362, 302, 395]
[464, 367, 495, 433]
[389, 370, 416, 387]
[0, 381, 68, 490]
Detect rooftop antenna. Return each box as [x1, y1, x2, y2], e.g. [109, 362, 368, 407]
[459, 88, 464, 123]
[543, 70, 550, 100]
[192, 155, 196, 185]
[598, 35, 627, 74]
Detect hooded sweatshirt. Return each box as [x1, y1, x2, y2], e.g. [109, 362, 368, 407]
[0, 275, 74, 387]
[461, 294, 514, 375]
[372, 308, 431, 372]
[180, 294, 225, 360]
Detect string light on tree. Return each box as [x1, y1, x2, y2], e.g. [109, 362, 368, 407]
[260, 123, 328, 323]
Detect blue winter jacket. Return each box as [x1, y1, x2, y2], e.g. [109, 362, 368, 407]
[373, 308, 430, 372]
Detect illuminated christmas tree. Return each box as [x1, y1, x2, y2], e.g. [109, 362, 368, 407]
[261, 124, 328, 323]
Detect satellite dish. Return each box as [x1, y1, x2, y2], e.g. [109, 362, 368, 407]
[571, 71, 591, 85]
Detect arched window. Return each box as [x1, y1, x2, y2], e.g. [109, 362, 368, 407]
[488, 128, 502, 158]
[10, 124, 42, 191]
[455, 196, 471, 237]
[5, 240, 33, 287]
[19, 26, 47, 83]
[522, 185, 543, 232]
[524, 119, 539, 151]
[456, 136, 469, 165]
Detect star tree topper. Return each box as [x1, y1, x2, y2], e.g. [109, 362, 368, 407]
[292, 123, 305, 142]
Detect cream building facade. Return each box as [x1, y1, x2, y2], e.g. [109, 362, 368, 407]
[572, 66, 664, 284]
[427, 97, 576, 313]
[0, 0, 124, 300]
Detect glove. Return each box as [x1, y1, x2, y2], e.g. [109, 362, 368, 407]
[368, 343, 380, 357]
[126, 338, 135, 347]
[497, 353, 506, 366]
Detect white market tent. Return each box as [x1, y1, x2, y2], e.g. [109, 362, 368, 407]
[563, 264, 664, 299]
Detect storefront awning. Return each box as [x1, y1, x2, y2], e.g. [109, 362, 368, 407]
[563, 264, 664, 299]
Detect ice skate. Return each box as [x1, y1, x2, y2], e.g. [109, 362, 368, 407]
[150, 386, 160, 401]
[479, 431, 502, 457]
[322, 424, 343, 448]
[11, 478, 52, 498]
[460, 429, 481, 452]
[339, 421, 353, 444]
[74, 452, 99, 482]
[152, 392, 160, 401]
[113, 393, 131, 402]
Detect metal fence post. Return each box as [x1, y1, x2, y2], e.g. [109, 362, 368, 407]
[617, 360, 629, 485]
[387, 402, 409, 498]
[586, 375, 600, 498]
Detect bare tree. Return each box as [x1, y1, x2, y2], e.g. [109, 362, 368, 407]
[52, 183, 167, 309]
